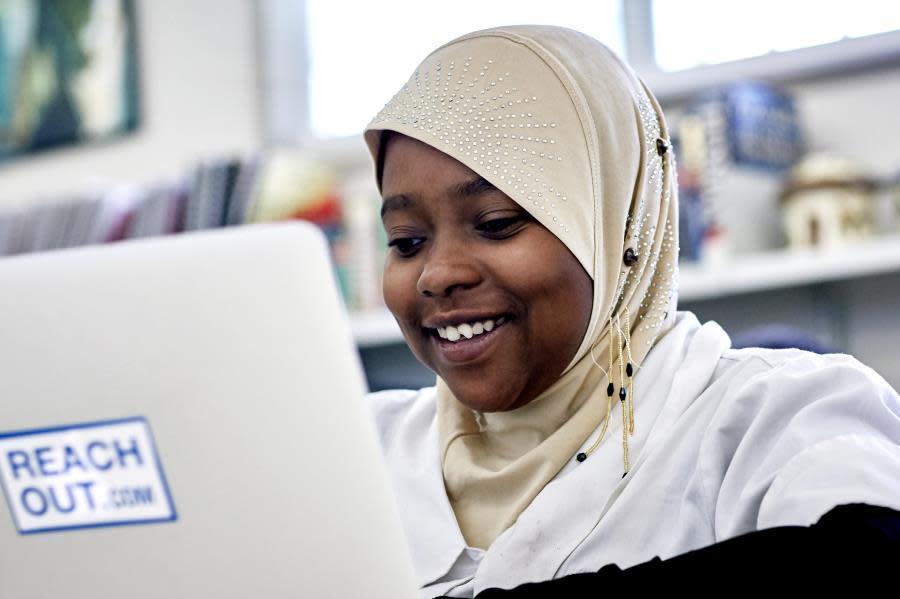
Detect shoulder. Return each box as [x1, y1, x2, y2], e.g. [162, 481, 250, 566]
[703, 346, 900, 451]
[710, 347, 898, 414]
[368, 386, 438, 453]
[699, 348, 900, 533]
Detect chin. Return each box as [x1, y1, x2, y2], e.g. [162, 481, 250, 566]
[441, 375, 523, 413]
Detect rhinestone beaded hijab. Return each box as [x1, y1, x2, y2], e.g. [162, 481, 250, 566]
[365, 25, 679, 549]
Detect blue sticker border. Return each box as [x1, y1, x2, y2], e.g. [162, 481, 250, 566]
[0, 416, 178, 535]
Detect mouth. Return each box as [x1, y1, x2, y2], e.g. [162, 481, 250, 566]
[422, 315, 512, 364]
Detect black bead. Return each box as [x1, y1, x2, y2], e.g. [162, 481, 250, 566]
[656, 138, 669, 156]
[576, 452, 587, 462]
[607, 382, 615, 396]
[619, 387, 627, 401]
[623, 247, 638, 266]
[626, 362, 633, 377]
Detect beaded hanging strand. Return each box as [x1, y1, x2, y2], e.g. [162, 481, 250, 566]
[576, 319, 616, 463]
[622, 306, 635, 435]
[608, 312, 615, 401]
[576, 310, 633, 475]
[616, 315, 629, 475]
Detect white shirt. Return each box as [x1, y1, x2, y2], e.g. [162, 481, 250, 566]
[370, 312, 900, 598]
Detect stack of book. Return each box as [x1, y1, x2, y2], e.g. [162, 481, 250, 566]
[0, 153, 386, 311]
[0, 158, 260, 255]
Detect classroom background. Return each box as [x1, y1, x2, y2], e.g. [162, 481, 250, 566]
[2, 0, 899, 391]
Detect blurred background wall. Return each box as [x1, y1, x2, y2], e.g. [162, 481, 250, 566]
[2, 0, 261, 204]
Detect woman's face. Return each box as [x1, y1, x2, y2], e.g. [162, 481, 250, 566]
[380, 134, 593, 412]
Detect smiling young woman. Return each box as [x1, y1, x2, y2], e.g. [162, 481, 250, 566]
[362, 25, 900, 598]
[380, 133, 593, 414]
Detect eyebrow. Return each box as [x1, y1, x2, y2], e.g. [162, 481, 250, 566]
[450, 176, 498, 198]
[380, 177, 498, 220]
[380, 194, 412, 219]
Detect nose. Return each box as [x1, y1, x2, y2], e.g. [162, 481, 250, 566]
[416, 237, 482, 298]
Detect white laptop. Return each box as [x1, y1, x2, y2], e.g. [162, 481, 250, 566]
[0, 223, 419, 599]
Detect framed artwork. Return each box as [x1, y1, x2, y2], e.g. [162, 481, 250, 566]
[0, 0, 139, 161]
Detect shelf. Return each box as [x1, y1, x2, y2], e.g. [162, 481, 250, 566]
[679, 234, 900, 302]
[350, 235, 900, 347]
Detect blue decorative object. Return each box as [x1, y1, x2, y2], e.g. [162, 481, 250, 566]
[694, 81, 804, 172]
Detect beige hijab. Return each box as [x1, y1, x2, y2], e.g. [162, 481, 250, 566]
[365, 26, 679, 550]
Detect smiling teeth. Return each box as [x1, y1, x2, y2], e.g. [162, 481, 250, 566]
[437, 317, 506, 343]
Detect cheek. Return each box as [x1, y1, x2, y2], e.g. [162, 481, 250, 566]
[382, 257, 424, 331]
[382, 258, 437, 369]
[502, 235, 593, 346]
[533, 267, 591, 327]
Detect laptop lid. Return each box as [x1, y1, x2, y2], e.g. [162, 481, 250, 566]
[0, 223, 418, 598]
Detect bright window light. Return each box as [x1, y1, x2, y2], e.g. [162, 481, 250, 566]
[653, 0, 900, 72]
[306, 0, 624, 139]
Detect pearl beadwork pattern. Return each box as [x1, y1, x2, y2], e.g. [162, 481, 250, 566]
[369, 56, 573, 234]
[619, 90, 679, 347]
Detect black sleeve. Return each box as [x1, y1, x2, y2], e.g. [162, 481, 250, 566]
[472, 503, 900, 597]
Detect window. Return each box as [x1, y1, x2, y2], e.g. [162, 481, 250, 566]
[305, 0, 624, 139]
[261, 1, 900, 143]
[652, 0, 900, 72]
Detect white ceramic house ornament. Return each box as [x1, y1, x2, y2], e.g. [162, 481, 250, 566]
[779, 153, 878, 249]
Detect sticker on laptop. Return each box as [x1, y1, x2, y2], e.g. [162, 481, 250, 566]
[0, 417, 177, 534]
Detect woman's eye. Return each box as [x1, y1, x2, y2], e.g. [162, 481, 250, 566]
[475, 215, 528, 237]
[387, 237, 425, 257]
